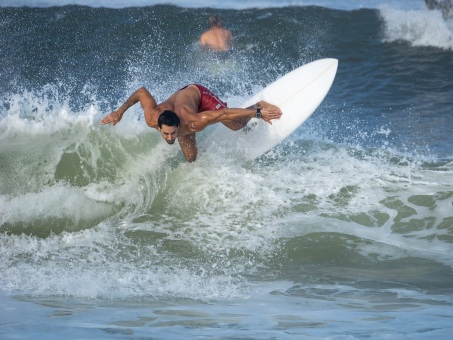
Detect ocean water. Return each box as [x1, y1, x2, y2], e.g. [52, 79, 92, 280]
[1, 0, 453, 339]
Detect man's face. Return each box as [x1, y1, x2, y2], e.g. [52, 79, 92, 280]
[159, 124, 178, 145]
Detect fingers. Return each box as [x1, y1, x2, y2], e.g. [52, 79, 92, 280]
[260, 106, 282, 126]
[263, 108, 282, 119]
[100, 112, 120, 125]
[100, 116, 112, 125]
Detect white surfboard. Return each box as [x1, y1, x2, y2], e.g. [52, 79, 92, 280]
[201, 58, 338, 161]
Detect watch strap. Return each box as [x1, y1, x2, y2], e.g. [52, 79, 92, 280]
[256, 108, 262, 119]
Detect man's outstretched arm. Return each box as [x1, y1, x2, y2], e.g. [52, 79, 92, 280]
[188, 101, 282, 132]
[100, 87, 158, 126]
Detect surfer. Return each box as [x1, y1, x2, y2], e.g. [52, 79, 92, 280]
[100, 85, 282, 162]
[199, 15, 233, 52]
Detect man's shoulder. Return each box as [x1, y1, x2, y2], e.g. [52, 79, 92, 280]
[200, 30, 212, 43]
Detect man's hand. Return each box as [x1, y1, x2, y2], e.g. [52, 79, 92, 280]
[100, 110, 123, 126]
[259, 101, 282, 125]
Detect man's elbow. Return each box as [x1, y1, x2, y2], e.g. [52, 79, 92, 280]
[137, 86, 148, 94]
[188, 119, 206, 133]
[185, 154, 197, 162]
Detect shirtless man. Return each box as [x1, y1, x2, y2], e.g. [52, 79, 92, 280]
[199, 15, 233, 52]
[100, 84, 282, 162]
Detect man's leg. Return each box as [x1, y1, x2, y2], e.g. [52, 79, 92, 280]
[196, 84, 252, 131]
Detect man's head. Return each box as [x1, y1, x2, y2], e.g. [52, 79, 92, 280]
[208, 15, 220, 27]
[158, 110, 180, 145]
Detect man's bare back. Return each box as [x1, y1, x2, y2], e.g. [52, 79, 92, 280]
[199, 15, 233, 52]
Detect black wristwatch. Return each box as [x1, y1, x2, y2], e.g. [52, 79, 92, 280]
[256, 108, 262, 119]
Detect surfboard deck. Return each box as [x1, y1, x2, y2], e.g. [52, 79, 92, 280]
[201, 58, 338, 161]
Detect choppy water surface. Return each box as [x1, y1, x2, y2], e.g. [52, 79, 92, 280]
[1, 1, 452, 338]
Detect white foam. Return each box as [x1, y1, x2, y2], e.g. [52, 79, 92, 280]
[380, 7, 453, 50]
[0, 185, 115, 226]
[1, 138, 453, 300]
[0, 221, 249, 300]
[1, 85, 452, 301]
[254, 144, 453, 267]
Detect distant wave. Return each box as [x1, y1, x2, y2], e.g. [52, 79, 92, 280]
[380, 6, 453, 50]
[1, 0, 425, 10]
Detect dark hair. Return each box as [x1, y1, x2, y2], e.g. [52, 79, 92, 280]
[158, 110, 180, 128]
[208, 15, 220, 27]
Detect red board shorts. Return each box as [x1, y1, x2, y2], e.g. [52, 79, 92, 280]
[180, 84, 228, 112]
